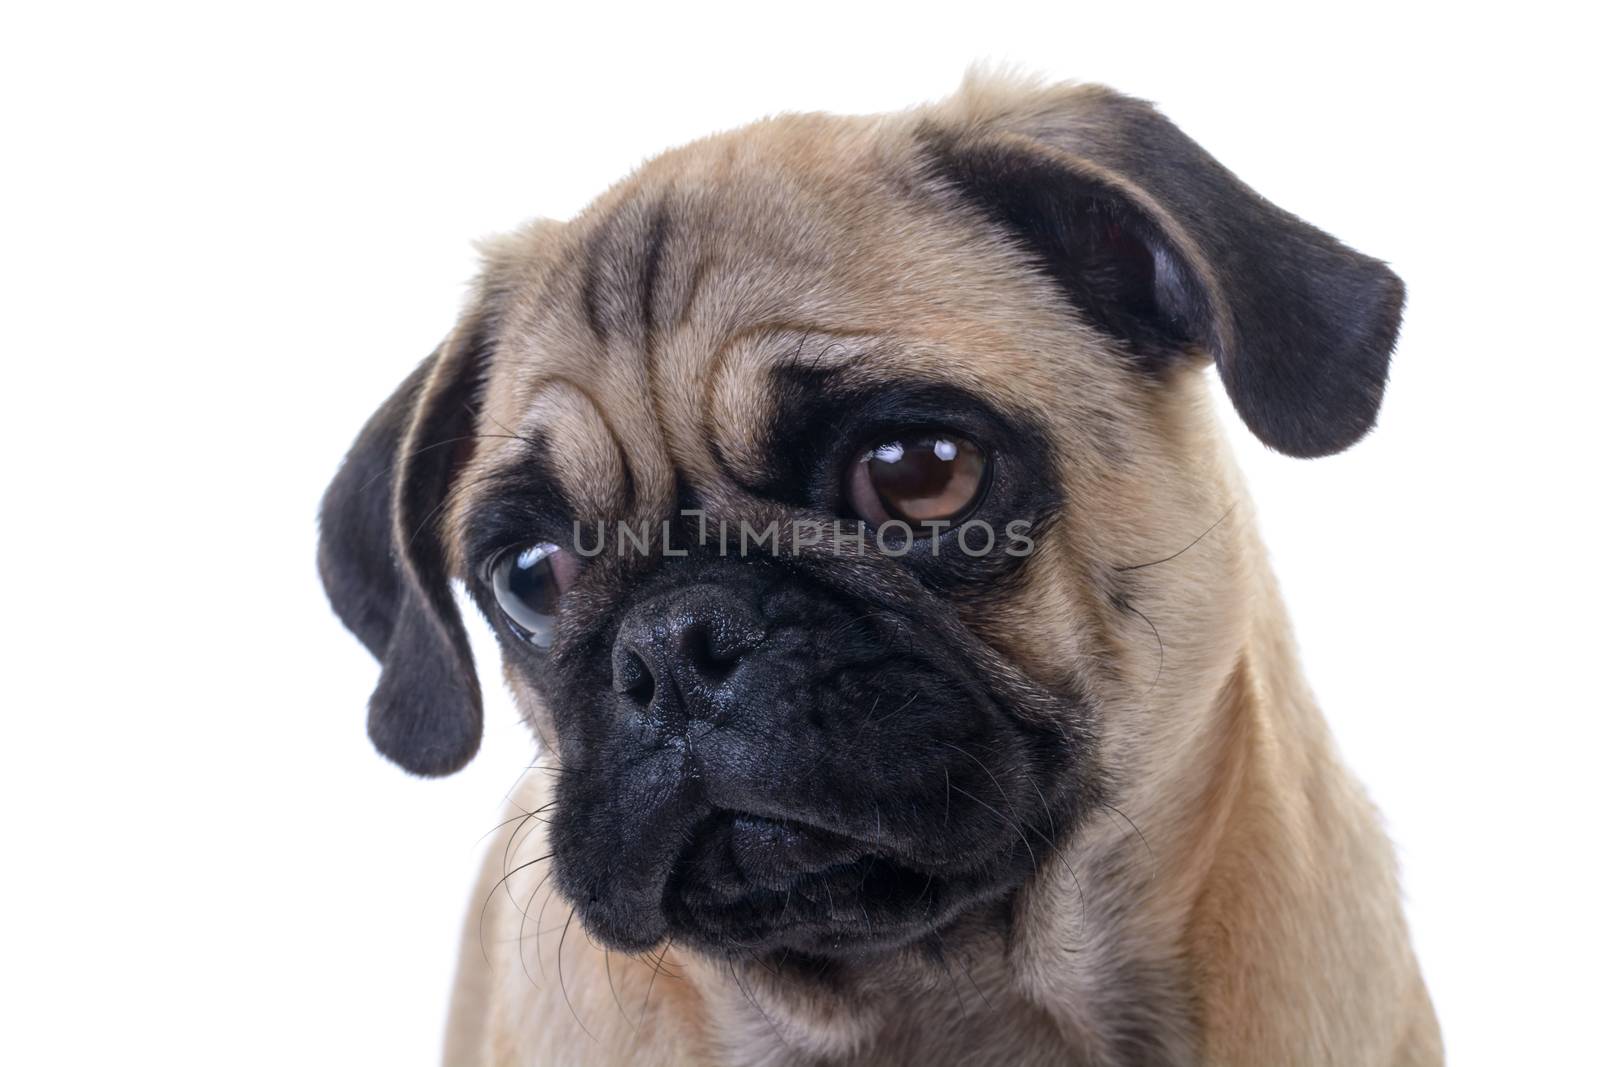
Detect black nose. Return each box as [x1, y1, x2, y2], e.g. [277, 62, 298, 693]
[612, 584, 765, 725]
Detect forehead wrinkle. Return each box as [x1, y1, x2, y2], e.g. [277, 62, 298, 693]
[577, 196, 661, 351]
[447, 375, 633, 557]
[701, 326, 882, 489]
[498, 126, 1100, 517]
[511, 377, 633, 519]
[562, 187, 723, 519]
[577, 186, 721, 354]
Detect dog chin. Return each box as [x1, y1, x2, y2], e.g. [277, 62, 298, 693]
[569, 806, 1023, 959]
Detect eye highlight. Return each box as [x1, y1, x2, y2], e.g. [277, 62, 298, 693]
[490, 542, 572, 648]
[846, 433, 989, 531]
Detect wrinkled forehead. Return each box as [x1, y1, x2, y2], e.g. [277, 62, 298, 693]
[469, 116, 1121, 520]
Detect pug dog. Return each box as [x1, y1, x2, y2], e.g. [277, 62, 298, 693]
[318, 74, 1442, 1065]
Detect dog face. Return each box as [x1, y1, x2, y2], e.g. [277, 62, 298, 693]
[319, 77, 1401, 962]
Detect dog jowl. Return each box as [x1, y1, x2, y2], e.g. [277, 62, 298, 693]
[418, 358, 1101, 958]
[318, 74, 1437, 1064]
[482, 399, 1093, 958]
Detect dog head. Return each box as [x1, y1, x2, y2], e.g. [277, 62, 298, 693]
[319, 76, 1401, 962]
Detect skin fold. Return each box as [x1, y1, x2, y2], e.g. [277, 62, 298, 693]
[320, 73, 1441, 1066]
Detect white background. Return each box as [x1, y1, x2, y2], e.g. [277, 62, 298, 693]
[3, 3, 1595, 1063]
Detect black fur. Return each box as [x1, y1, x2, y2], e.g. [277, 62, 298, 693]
[920, 95, 1405, 458]
[529, 546, 1100, 958]
[442, 380, 1096, 958]
[638, 199, 671, 343]
[455, 433, 574, 577]
[314, 87, 1406, 1057]
[579, 196, 675, 351]
[317, 335, 488, 776]
[747, 368, 1065, 597]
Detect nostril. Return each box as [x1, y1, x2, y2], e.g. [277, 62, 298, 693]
[682, 622, 713, 670]
[612, 585, 765, 722]
[613, 646, 656, 707]
[628, 668, 656, 707]
[678, 619, 741, 682]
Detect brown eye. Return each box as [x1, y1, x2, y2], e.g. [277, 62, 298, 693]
[846, 434, 989, 531]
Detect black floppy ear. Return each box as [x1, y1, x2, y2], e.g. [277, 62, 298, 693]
[317, 322, 488, 776]
[922, 82, 1405, 457]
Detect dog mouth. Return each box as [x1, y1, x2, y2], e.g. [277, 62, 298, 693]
[659, 809, 951, 955]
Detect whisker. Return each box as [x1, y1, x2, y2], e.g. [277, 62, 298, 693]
[1022, 769, 1058, 844]
[605, 949, 636, 1031]
[949, 782, 1037, 872]
[515, 867, 556, 988]
[939, 926, 993, 1013]
[928, 927, 970, 1017]
[557, 908, 596, 1041]
[403, 465, 516, 549]
[1105, 802, 1156, 862]
[477, 800, 558, 845]
[529, 863, 569, 983]
[1115, 504, 1236, 573]
[636, 936, 675, 1025]
[1123, 602, 1165, 696]
[479, 848, 550, 970]
[479, 851, 555, 972]
[862, 690, 921, 732]
[1061, 853, 1088, 937]
[356, 431, 538, 495]
[935, 740, 1053, 854]
[728, 960, 790, 1048]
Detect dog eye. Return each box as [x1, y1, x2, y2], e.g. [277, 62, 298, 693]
[490, 543, 570, 648]
[847, 433, 989, 531]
